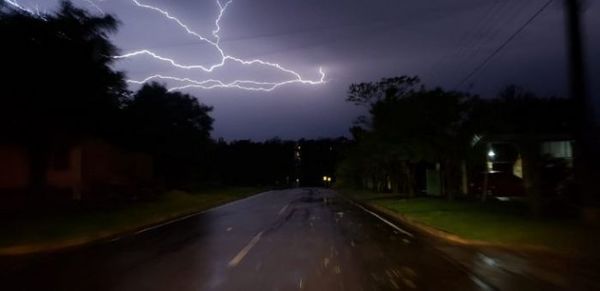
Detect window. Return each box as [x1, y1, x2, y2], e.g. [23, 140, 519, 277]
[541, 141, 573, 159]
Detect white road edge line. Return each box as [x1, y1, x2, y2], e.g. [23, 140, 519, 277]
[278, 203, 289, 215]
[351, 201, 414, 238]
[129, 190, 274, 236]
[470, 275, 495, 291]
[228, 231, 264, 267]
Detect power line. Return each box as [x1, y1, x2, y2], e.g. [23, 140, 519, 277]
[425, 0, 520, 83]
[454, 0, 512, 62]
[465, 0, 531, 63]
[455, 0, 554, 90]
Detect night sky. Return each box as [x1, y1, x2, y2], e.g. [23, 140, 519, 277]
[9, 0, 600, 140]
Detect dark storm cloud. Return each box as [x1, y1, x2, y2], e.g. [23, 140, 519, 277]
[14, 0, 600, 140]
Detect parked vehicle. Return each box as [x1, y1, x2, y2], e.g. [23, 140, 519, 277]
[469, 172, 526, 198]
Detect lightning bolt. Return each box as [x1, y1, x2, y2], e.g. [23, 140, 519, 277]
[81, 0, 104, 15]
[3, 0, 44, 18]
[130, 68, 325, 92]
[212, 0, 231, 43]
[116, 0, 326, 92]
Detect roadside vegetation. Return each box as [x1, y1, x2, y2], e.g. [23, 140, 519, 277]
[342, 189, 597, 253]
[337, 77, 576, 217]
[0, 187, 264, 252]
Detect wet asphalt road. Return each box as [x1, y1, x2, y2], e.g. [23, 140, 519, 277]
[0, 188, 490, 291]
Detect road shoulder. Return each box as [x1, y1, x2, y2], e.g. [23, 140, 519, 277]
[342, 192, 600, 290]
[0, 188, 267, 256]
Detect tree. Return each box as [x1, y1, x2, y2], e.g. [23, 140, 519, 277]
[124, 83, 214, 188]
[467, 85, 574, 136]
[347, 76, 421, 107]
[342, 76, 475, 198]
[0, 2, 127, 201]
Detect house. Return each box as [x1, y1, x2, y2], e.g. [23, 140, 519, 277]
[475, 134, 574, 199]
[421, 134, 575, 199]
[0, 139, 153, 211]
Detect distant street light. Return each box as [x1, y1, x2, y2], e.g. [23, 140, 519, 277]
[488, 149, 496, 159]
[323, 176, 332, 186]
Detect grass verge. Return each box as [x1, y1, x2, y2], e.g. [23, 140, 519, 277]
[341, 189, 597, 253]
[0, 187, 265, 251]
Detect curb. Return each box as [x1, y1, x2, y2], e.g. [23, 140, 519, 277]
[0, 190, 269, 257]
[344, 195, 599, 290]
[364, 202, 576, 258]
[343, 195, 498, 290]
[336, 191, 578, 258]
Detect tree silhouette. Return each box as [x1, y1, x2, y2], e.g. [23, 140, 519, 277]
[342, 76, 474, 197]
[124, 82, 213, 188]
[0, 2, 127, 201]
[343, 78, 576, 214]
[467, 85, 574, 135]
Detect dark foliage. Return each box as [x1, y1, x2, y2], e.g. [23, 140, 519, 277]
[210, 138, 348, 188]
[0, 1, 127, 142]
[340, 77, 576, 210]
[123, 82, 214, 189]
[341, 77, 475, 197]
[0, 2, 128, 202]
[0, 3, 215, 201]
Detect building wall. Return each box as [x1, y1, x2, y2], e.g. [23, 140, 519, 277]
[46, 146, 82, 200]
[1, 139, 153, 206]
[81, 140, 122, 186]
[80, 139, 153, 200]
[0, 145, 29, 189]
[0, 145, 29, 210]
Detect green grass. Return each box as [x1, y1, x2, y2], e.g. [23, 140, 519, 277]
[341, 189, 596, 252]
[339, 188, 404, 201]
[0, 187, 264, 248]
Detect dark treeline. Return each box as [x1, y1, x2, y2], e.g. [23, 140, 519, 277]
[122, 83, 214, 190]
[0, 3, 346, 211]
[209, 138, 348, 188]
[338, 76, 576, 216]
[1, 2, 578, 217]
[0, 3, 216, 203]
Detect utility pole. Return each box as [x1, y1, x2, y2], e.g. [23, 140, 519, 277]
[564, 0, 598, 221]
[565, 0, 587, 116]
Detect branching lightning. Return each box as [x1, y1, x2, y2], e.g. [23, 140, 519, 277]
[2, 0, 326, 92]
[212, 0, 231, 43]
[116, 0, 326, 92]
[131, 68, 325, 92]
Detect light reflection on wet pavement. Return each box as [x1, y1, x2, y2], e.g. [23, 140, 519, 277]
[0, 188, 564, 290]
